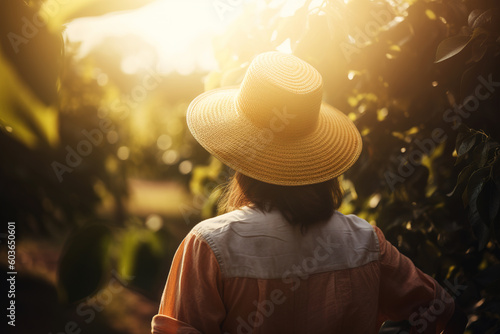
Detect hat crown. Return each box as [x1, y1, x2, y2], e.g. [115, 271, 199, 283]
[236, 52, 323, 138]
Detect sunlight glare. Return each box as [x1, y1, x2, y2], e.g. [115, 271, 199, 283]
[276, 38, 293, 54]
[274, 0, 326, 17]
[65, 0, 230, 75]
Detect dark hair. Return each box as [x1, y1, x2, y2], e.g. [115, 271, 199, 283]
[218, 172, 343, 232]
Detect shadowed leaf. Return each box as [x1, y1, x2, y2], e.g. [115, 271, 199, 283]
[0, 50, 58, 147]
[435, 35, 471, 63]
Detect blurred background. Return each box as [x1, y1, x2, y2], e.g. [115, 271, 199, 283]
[0, 0, 499, 333]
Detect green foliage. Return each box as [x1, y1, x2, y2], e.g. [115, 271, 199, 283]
[1, 0, 499, 331]
[0, 1, 61, 147]
[58, 224, 112, 304]
[435, 35, 472, 63]
[116, 223, 178, 299]
[0, 47, 59, 148]
[0, 0, 110, 235]
[191, 0, 500, 331]
[0, 0, 190, 313]
[0, 0, 205, 229]
[451, 130, 500, 250]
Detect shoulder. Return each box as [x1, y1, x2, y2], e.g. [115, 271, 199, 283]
[332, 211, 375, 230]
[190, 207, 264, 243]
[188, 208, 270, 274]
[188, 209, 382, 279]
[326, 212, 379, 244]
[315, 211, 381, 267]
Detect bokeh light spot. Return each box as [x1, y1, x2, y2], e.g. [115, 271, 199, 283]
[162, 150, 179, 165]
[107, 131, 119, 144]
[377, 108, 388, 121]
[368, 194, 381, 208]
[157, 134, 173, 150]
[117, 146, 130, 160]
[97, 73, 109, 86]
[179, 160, 193, 174]
[425, 9, 436, 20]
[145, 214, 163, 231]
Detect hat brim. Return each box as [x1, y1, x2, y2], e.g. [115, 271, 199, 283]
[187, 87, 362, 186]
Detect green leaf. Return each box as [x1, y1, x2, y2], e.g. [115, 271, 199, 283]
[463, 166, 490, 206]
[473, 141, 490, 168]
[470, 8, 500, 30]
[467, 166, 491, 198]
[477, 179, 495, 225]
[0, 50, 58, 148]
[457, 133, 477, 157]
[448, 164, 475, 197]
[488, 181, 500, 226]
[466, 167, 491, 249]
[469, 209, 490, 250]
[456, 130, 471, 147]
[434, 35, 472, 63]
[468, 9, 485, 28]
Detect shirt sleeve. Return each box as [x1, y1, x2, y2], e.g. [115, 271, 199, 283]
[151, 230, 226, 334]
[374, 226, 455, 334]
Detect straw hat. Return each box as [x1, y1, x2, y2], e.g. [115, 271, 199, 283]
[187, 52, 362, 186]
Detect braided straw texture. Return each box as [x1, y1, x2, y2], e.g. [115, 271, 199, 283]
[187, 52, 362, 186]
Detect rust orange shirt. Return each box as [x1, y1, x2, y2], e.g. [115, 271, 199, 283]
[152, 207, 455, 334]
